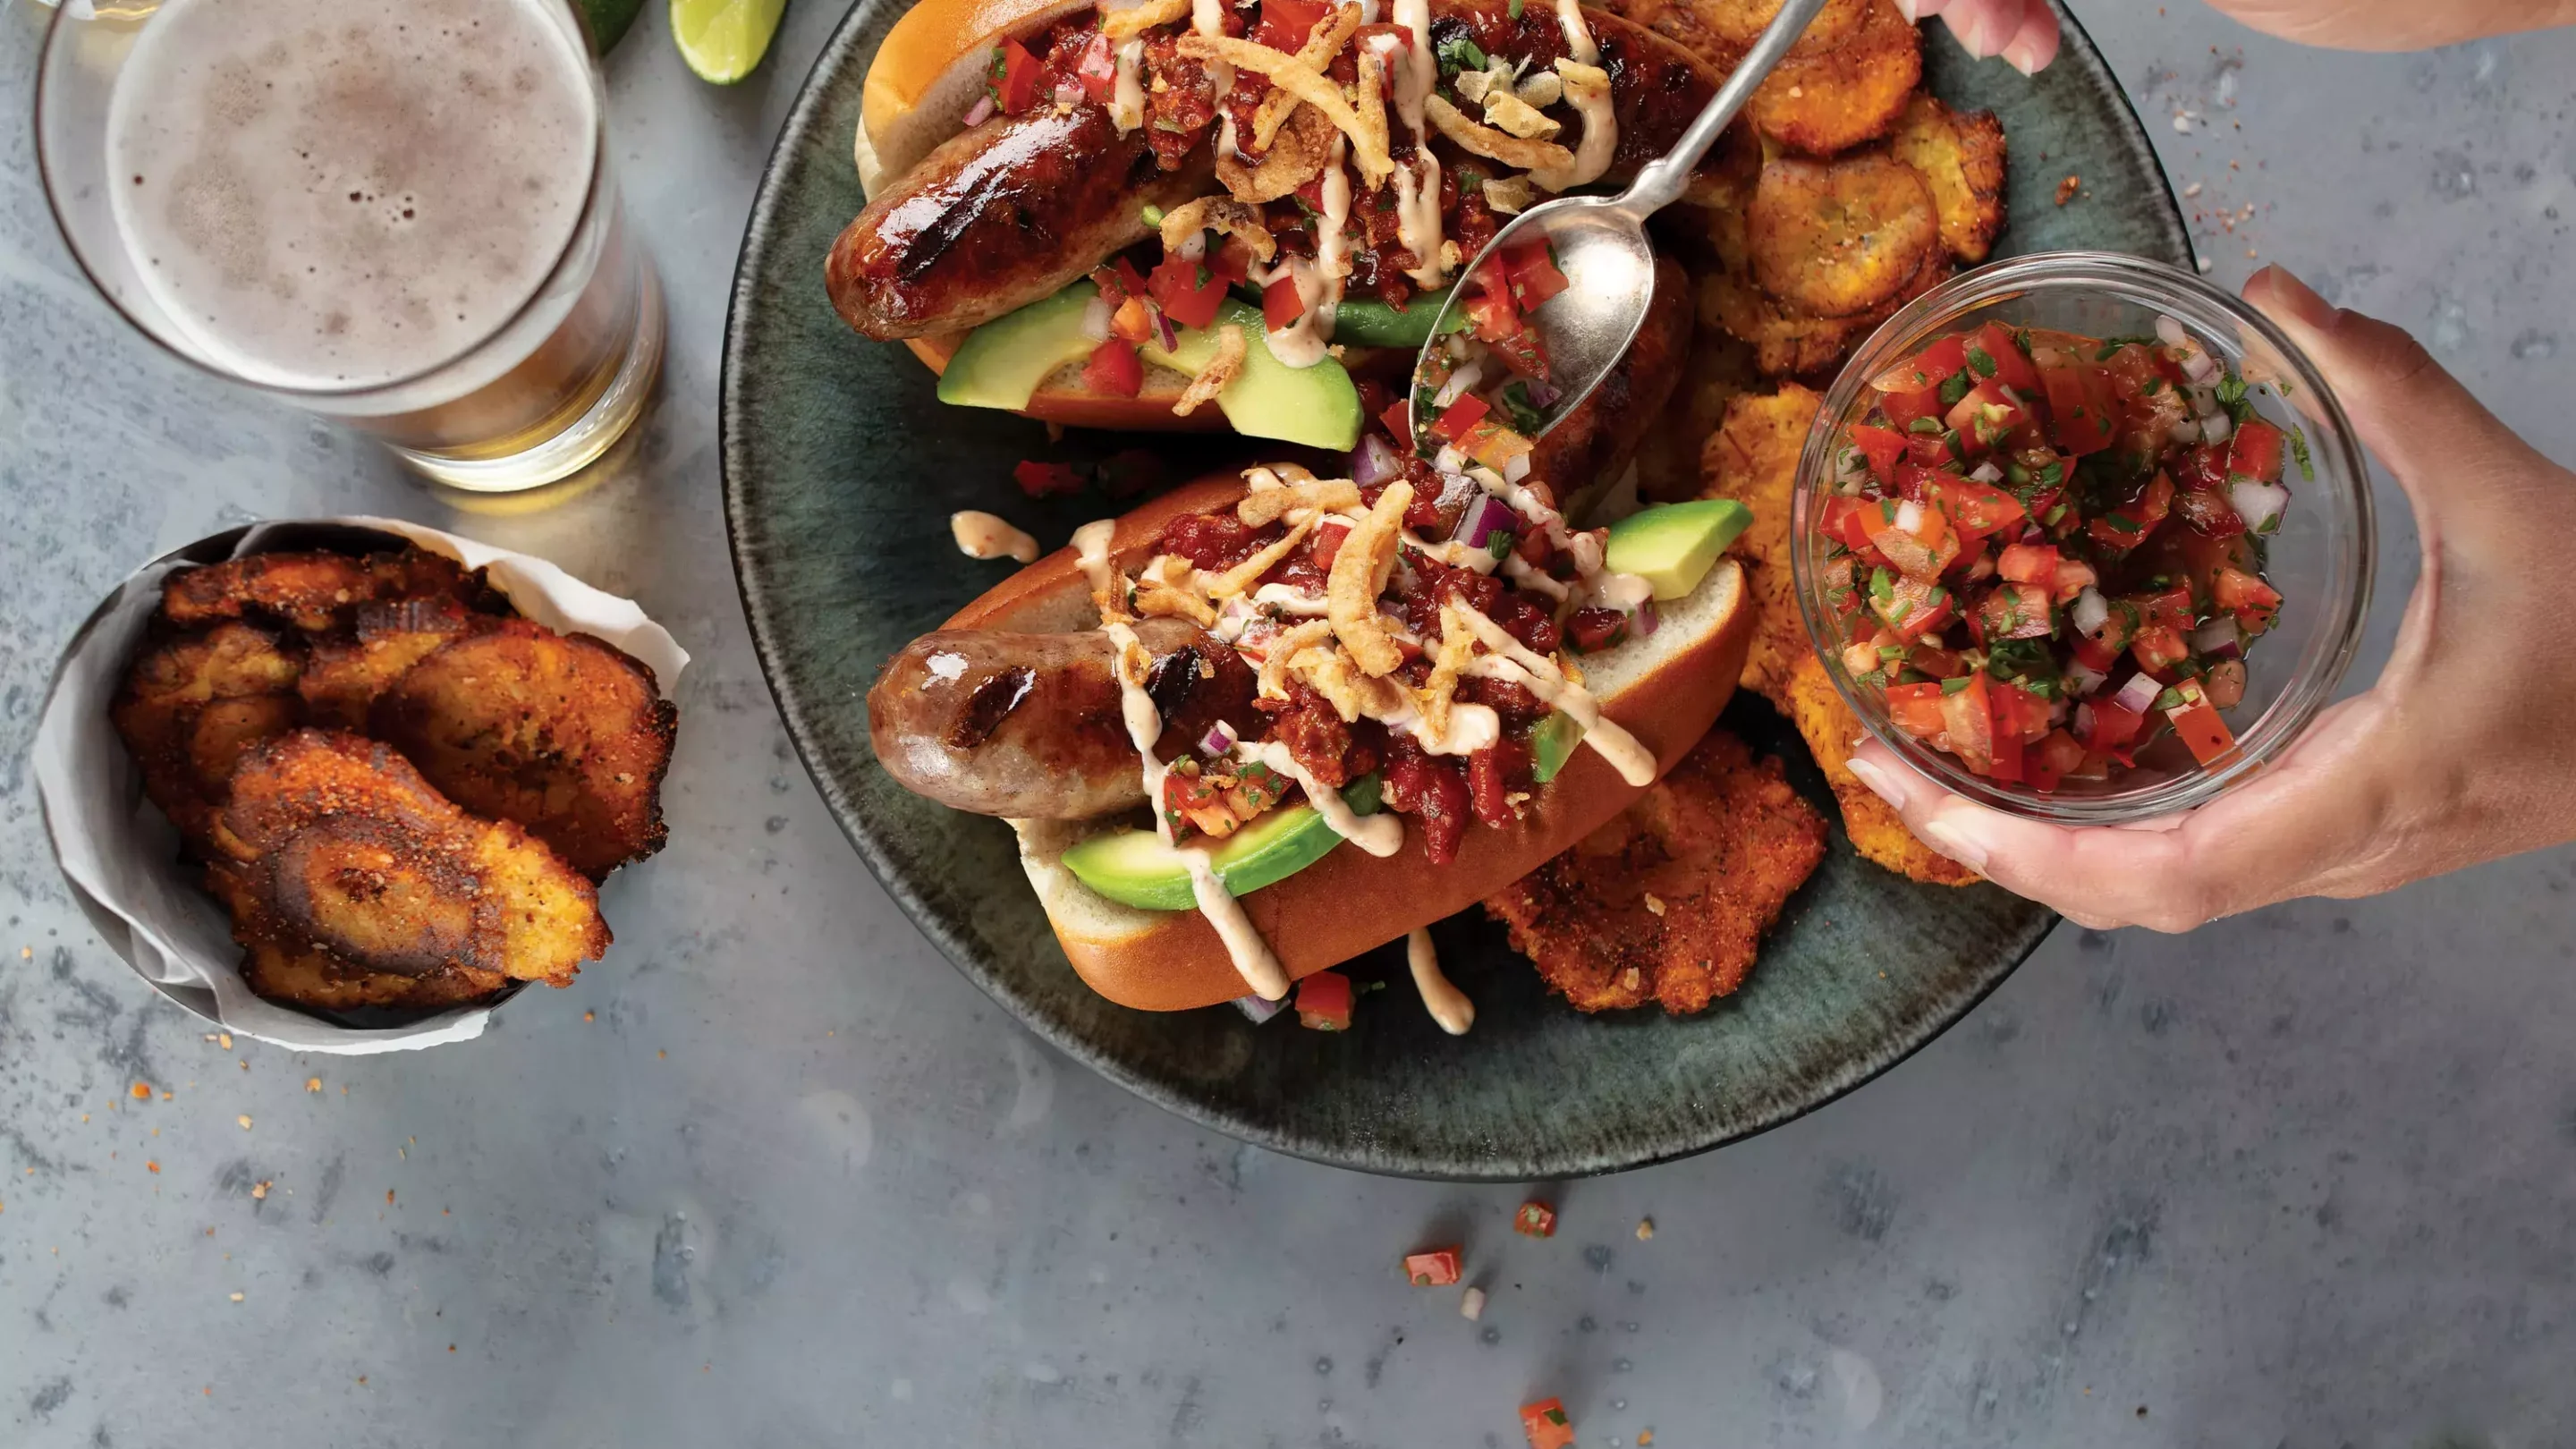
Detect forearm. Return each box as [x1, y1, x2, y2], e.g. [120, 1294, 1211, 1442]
[2203, 0, 2576, 50]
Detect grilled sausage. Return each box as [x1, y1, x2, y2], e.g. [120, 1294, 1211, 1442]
[868, 618, 1259, 818]
[827, 106, 1214, 342]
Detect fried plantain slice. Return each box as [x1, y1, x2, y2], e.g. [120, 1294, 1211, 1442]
[1700, 233, 1953, 377]
[206, 857, 513, 1013]
[1699, 383, 1823, 697]
[1690, 0, 1868, 54]
[1775, 655, 1982, 885]
[163, 548, 479, 633]
[1746, 152, 1940, 318]
[111, 622, 306, 849]
[1887, 92, 2008, 262]
[1486, 730, 1827, 1014]
[1746, 0, 1920, 157]
[220, 730, 608, 987]
[369, 630, 676, 879]
[299, 596, 480, 729]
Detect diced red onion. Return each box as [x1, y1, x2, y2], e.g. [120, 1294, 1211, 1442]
[1969, 461, 2004, 485]
[1451, 492, 1519, 551]
[1200, 719, 1240, 757]
[1149, 306, 1180, 353]
[1080, 292, 1114, 342]
[1234, 994, 1288, 1024]
[963, 95, 996, 127]
[2066, 657, 2110, 697]
[1834, 445, 1870, 491]
[2189, 384, 2221, 417]
[2072, 586, 2110, 638]
[2155, 314, 2189, 349]
[1352, 432, 1402, 488]
[2199, 411, 2234, 444]
[2168, 418, 2206, 445]
[1434, 362, 1482, 409]
[1433, 444, 1467, 474]
[1894, 499, 1926, 533]
[1176, 231, 1208, 263]
[2230, 480, 2290, 533]
[1521, 377, 1561, 409]
[2074, 701, 2097, 739]
[1504, 451, 1533, 484]
[2182, 352, 2220, 385]
[2112, 671, 2164, 715]
[1054, 80, 1083, 106]
[2190, 618, 2243, 659]
[1632, 597, 1659, 638]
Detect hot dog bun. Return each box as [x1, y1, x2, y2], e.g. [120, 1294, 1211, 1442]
[928, 471, 1754, 1013]
[858, 0, 1097, 196]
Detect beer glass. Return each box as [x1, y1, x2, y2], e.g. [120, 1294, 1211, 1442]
[35, 0, 664, 493]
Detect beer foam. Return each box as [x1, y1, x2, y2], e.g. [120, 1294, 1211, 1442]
[107, 0, 598, 391]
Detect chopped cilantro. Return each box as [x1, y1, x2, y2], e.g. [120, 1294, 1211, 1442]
[2038, 460, 2065, 488]
[1434, 32, 1487, 75]
[1939, 371, 1975, 407]
[2012, 328, 2036, 358]
[1877, 644, 1908, 664]
[2152, 687, 2185, 713]
[1966, 345, 1999, 378]
[1868, 567, 1895, 606]
[2004, 460, 2029, 488]
[1497, 379, 1545, 432]
[1941, 675, 1972, 695]
[1857, 667, 1889, 690]
[1140, 204, 1165, 227]
[2104, 513, 2141, 534]
[1509, 0, 1523, 15]
[2286, 423, 2316, 481]
[1986, 638, 2052, 680]
[2044, 502, 2068, 527]
[1906, 417, 1943, 436]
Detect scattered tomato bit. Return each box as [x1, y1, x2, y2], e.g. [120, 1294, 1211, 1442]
[1403, 1247, 1463, 1287]
[251, 1181, 270, 1200]
[306, 1078, 323, 1093]
[146, 1160, 159, 1174]
[218, 1032, 233, 1050]
[1514, 1201, 1557, 1238]
[1012, 459, 1085, 499]
[1638, 1431, 1654, 1446]
[2055, 174, 2081, 205]
[1520, 1397, 1577, 1449]
[386, 1190, 395, 1206]
[583, 1012, 596, 1023]
[1635, 1217, 1655, 1241]
[131, 1081, 152, 1100]
[1295, 970, 1354, 1031]
[238, 1115, 253, 1131]
[1461, 1285, 1487, 1320]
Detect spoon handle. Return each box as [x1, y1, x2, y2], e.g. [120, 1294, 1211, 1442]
[1619, 0, 1832, 216]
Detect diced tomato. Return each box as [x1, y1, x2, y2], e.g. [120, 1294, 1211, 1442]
[1074, 30, 1120, 102]
[2100, 343, 2190, 456]
[1503, 238, 1571, 309]
[1824, 496, 1881, 555]
[1251, 0, 1330, 48]
[1209, 234, 1259, 285]
[1429, 391, 1490, 444]
[1262, 276, 1305, 331]
[2086, 698, 2147, 752]
[1296, 970, 1354, 1030]
[1012, 459, 1084, 498]
[1970, 319, 2044, 394]
[2227, 419, 2286, 483]
[1460, 416, 1534, 472]
[1909, 641, 1967, 679]
[1311, 518, 1352, 570]
[1906, 429, 1963, 467]
[1870, 504, 1959, 580]
[1872, 572, 1954, 641]
[1514, 1201, 1558, 1238]
[1881, 386, 1947, 433]
[2070, 634, 2120, 674]
[2167, 680, 2241, 766]
[1992, 682, 2055, 742]
[2173, 440, 2231, 492]
[2087, 471, 2173, 551]
[1940, 672, 1996, 775]
[2213, 565, 2283, 632]
[1976, 582, 2054, 640]
[1998, 541, 2059, 585]
[1402, 1245, 1462, 1286]
[1849, 424, 1908, 480]
[1891, 460, 1944, 503]
[2027, 728, 2087, 791]
[1871, 334, 1970, 394]
[1520, 1399, 1577, 1449]
[2131, 624, 2190, 674]
[1943, 379, 2032, 456]
[2172, 486, 2246, 537]
[2131, 583, 2196, 633]
[1380, 399, 1413, 447]
[1989, 722, 2025, 783]
[2039, 360, 2120, 455]
[1932, 475, 2026, 539]
[1885, 682, 1947, 738]
[1080, 337, 1142, 397]
[2051, 556, 2099, 605]
[994, 38, 1044, 114]
[1146, 252, 1224, 328]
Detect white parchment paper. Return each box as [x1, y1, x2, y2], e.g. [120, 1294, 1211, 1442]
[31, 518, 688, 1055]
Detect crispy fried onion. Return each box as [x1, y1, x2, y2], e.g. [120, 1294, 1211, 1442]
[1204, 509, 1315, 599]
[1418, 603, 1480, 746]
[1291, 641, 1410, 723]
[1530, 60, 1613, 192]
[1098, 0, 1191, 43]
[1480, 174, 1538, 214]
[1249, 3, 1364, 149]
[1158, 196, 1277, 264]
[1177, 35, 1393, 184]
[1326, 479, 1411, 675]
[1352, 49, 1392, 186]
[1254, 620, 1336, 700]
[1172, 322, 1247, 418]
[1424, 94, 1573, 174]
[1237, 477, 1360, 527]
[1216, 103, 1336, 202]
[1132, 555, 1218, 625]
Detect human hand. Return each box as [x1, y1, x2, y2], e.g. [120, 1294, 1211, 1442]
[1890, 0, 2060, 75]
[1895, 0, 2576, 73]
[1843, 266, 2576, 931]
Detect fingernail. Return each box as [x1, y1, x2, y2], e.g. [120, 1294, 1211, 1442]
[1920, 818, 1991, 873]
[1890, 0, 1919, 21]
[1949, 13, 1991, 55]
[1845, 755, 1908, 809]
[2251, 264, 2334, 330]
[2002, 34, 2042, 74]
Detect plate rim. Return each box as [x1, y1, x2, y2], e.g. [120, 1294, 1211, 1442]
[720, 0, 2179, 1179]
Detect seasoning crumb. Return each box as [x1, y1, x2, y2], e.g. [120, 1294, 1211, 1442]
[218, 1032, 233, 1050]
[131, 1081, 153, 1100]
[2196, 258, 2215, 274]
[1638, 1432, 1653, 1446]
[251, 1181, 271, 1200]
[583, 1011, 596, 1022]
[2055, 174, 2080, 206]
[2182, 182, 2203, 199]
[658, 1050, 667, 1060]
[1462, 1285, 1487, 1320]
[386, 1190, 396, 1205]
[162, 1089, 174, 1099]
[358, 1377, 369, 1386]
[1641, 893, 1665, 918]
[1634, 1217, 1655, 1241]
[238, 1115, 254, 1131]
[307, 1078, 323, 1093]
[147, 1160, 160, 1174]
[229, 1292, 244, 1302]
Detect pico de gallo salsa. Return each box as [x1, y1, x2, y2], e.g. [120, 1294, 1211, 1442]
[1816, 315, 2309, 788]
[1406, 234, 1572, 461]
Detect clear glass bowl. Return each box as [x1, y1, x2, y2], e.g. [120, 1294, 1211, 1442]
[1790, 251, 2377, 826]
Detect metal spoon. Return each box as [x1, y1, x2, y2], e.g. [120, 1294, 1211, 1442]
[1407, 0, 1830, 453]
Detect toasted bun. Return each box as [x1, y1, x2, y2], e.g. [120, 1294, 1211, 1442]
[932, 470, 1755, 1012]
[860, 0, 1099, 195]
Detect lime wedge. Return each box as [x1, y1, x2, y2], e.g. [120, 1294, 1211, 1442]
[672, 0, 785, 83]
[577, 0, 646, 52]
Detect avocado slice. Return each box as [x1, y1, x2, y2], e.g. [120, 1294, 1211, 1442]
[1329, 289, 1469, 350]
[1530, 711, 1584, 784]
[936, 283, 1102, 411]
[1142, 299, 1361, 451]
[1062, 775, 1383, 911]
[1606, 499, 1754, 601]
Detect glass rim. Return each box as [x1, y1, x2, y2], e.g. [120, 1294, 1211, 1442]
[1788, 250, 2379, 826]
[32, 0, 614, 404]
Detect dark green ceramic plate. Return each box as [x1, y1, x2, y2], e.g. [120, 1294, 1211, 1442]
[722, 2, 2189, 1179]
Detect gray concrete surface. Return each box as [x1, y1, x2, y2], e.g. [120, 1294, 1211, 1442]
[4, 3, 2573, 1445]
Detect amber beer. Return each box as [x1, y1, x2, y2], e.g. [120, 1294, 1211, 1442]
[41, 0, 660, 491]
